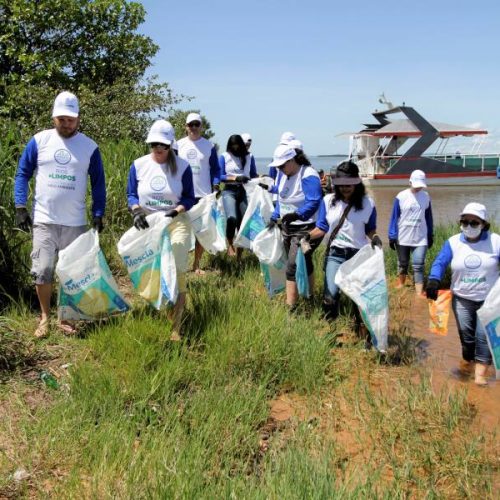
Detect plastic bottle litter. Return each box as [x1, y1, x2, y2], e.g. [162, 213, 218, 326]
[40, 371, 59, 389]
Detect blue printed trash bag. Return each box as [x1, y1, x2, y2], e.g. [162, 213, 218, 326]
[295, 247, 310, 298]
[261, 256, 286, 297]
[56, 230, 129, 320]
[477, 277, 500, 380]
[234, 186, 274, 249]
[117, 212, 178, 309]
[188, 192, 227, 254]
[334, 245, 388, 352]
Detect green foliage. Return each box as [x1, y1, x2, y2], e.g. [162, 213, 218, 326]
[167, 109, 216, 144]
[0, 0, 190, 143]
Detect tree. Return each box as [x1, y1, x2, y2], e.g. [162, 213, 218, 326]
[167, 109, 216, 145]
[0, 0, 189, 142]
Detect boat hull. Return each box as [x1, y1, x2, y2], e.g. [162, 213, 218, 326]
[361, 171, 499, 187]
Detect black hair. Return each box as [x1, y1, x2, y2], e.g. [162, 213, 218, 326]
[294, 150, 311, 166]
[318, 169, 325, 175]
[226, 135, 247, 167]
[331, 182, 366, 211]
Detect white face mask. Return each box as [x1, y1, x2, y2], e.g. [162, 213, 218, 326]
[461, 224, 483, 239]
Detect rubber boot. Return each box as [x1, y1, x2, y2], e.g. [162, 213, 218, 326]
[474, 363, 488, 386]
[395, 274, 406, 289]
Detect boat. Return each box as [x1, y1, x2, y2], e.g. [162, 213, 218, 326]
[341, 96, 500, 186]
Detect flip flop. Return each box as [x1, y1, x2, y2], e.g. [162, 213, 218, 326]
[194, 268, 206, 276]
[57, 321, 78, 336]
[34, 318, 50, 338]
[170, 330, 181, 342]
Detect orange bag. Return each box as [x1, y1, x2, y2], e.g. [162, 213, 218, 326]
[428, 290, 452, 336]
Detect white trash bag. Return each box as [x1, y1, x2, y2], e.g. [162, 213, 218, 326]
[261, 256, 286, 297]
[477, 277, 500, 380]
[234, 186, 274, 249]
[252, 226, 284, 266]
[334, 244, 389, 352]
[117, 212, 178, 309]
[188, 192, 227, 254]
[56, 229, 129, 321]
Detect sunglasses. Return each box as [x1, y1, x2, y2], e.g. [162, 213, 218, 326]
[150, 143, 170, 150]
[460, 219, 481, 228]
[187, 122, 201, 128]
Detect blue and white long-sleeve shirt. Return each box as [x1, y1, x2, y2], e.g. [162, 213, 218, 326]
[271, 166, 322, 225]
[127, 154, 195, 212]
[388, 188, 433, 246]
[429, 231, 500, 301]
[176, 137, 220, 198]
[316, 194, 377, 249]
[14, 129, 106, 226]
[219, 152, 257, 181]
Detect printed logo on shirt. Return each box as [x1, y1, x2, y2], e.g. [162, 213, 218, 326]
[150, 176, 167, 192]
[464, 254, 481, 269]
[48, 172, 76, 181]
[187, 149, 198, 161]
[54, 149, 71, 165]
[281, 187, 290, 197]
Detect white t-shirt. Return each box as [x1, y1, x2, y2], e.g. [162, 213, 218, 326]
[177, 137, 216, 198]
[222, 152, 252, 178]
[396, 188, 430, 246]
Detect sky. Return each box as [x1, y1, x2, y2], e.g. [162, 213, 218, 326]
[139, 0, 500, 156]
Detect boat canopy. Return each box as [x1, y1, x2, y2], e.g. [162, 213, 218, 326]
[369, 119, 487, 138]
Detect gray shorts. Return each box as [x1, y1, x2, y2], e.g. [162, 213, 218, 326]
[31, 223, 87, 284]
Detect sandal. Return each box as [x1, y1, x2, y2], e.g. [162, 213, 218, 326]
[170, 330, 181, 342]
[57, 321, 78, 336]
[34, 318, 50, 338]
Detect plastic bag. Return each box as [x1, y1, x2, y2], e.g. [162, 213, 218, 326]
[117, 212, 178, 309]
[56, 229, 129, 320]
[188, 192, 227, 254]
[334, 245, 388, 352]
[428, 290, 452, 336]
[295, 247, 310, 297]
[252, 226, 284, 265]
[234, 186, 274, 249]
[261, 256, 286, 297]
[477, 277, 500, 379]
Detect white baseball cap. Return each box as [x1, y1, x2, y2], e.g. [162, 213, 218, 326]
[146, 120, 175, 145]
[409, 169, 427, 188]
[241, 133, 252, 143]
[52, 91, 79, 118]
[288, 139, 303, 151]
[269, 145, 297, 167]
[280, 131, 296, 145]
[460, 202, 488, 222]
[186, 112, 202, 125]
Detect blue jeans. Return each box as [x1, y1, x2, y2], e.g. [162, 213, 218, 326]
[222, 185, 248, 241]
[323, 246, 359, 320]
[452, 295, 491, 364]
[396, 244, 427, 284]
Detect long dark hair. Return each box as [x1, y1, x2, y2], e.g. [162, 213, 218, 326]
[226, 135, 247, 168]
[331, 182, 366, 211]
[294, 150, 311, 166]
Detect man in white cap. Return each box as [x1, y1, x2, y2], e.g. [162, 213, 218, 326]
[388, 169, 433, 294]
[176, 112, 220, 274]
[241, 133, 252, 152]
[14, 91, 106, 337]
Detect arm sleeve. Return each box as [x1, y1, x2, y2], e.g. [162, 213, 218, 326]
[365, 206, 377, 234]
[296, 175, 322, 221]
[209, 147, 220, 186]
[428, 240, 453, 281]
[219, 155, 228, 181]
[268, 166, 277, 180]
[425, 202, 434, 241]
[89, 148, 106, 217]
[388, 198, 401, 240]
[179, 167, 195, 211]
[315, 199, 330, 232]
[126, 163, 140, 207]
[249, 156, 258, 178]
[14, 138, 38, 206]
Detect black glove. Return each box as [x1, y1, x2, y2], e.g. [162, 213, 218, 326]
[371, 234, 383, 249]
[92, 216, 104, 233]
[389, 239, 398, 251]
[425, 279, 440, 301]
[266, 219, 277, 230]
[164, 208, 179, 219]
[132, 207, 149, 230]
[15, 207, 32, 232]
[281, 212, 300, 225]
[235, 175, 250, 183]
[428, 236, 434, 249]
[258, 182, 270, 190]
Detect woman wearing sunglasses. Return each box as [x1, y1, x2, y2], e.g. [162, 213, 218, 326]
[127, 120, 195, 341]
[426, 203, 500, 385]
